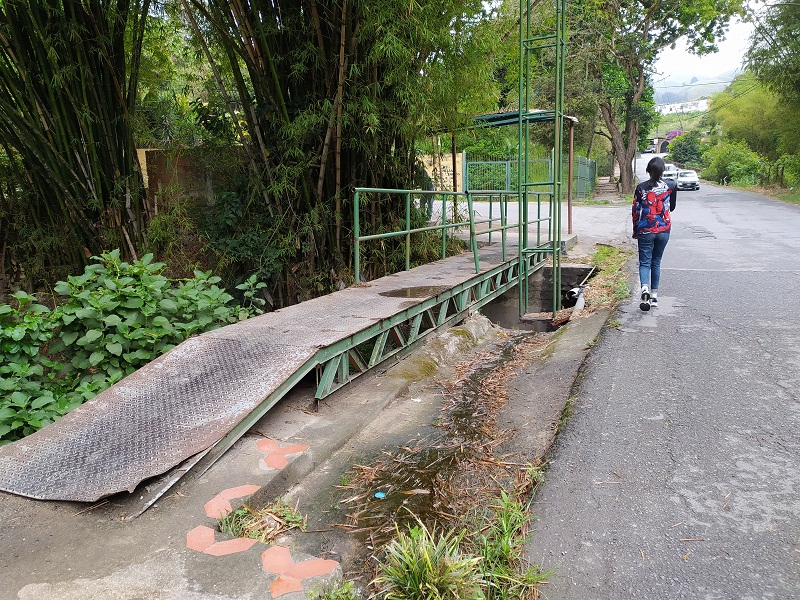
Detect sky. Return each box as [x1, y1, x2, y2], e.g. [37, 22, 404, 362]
[653, 18, 754, 83]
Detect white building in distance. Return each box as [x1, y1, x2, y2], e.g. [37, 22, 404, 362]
[656, 98, 709, 115]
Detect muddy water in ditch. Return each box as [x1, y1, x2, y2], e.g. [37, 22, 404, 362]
[349, 337, 523, 538]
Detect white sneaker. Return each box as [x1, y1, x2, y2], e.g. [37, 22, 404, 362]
[640, 286, 651, 312]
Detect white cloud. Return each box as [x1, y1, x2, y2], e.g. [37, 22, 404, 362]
[654, 19, 754, 82]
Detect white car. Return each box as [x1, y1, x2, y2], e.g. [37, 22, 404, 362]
[663, 164, 679, 180]
[676, 169, 700, 190]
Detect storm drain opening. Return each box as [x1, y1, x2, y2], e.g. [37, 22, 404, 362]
[480, 263, 595, 331]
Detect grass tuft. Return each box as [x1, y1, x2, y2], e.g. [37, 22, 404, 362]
[373, 519, 485, 600]
[581, 244, 633, 308]
[465, 491, 549, 600]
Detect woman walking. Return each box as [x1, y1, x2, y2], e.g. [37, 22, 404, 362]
[632, 157, 677, 311]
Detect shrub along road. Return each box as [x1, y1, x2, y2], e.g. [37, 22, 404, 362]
[526, 184, 800, 597]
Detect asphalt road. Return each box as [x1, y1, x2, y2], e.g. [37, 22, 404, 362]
[525, 182, 800, 598]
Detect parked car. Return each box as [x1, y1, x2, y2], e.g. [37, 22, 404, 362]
[644, 144, 657, 153]
[676, 169, 700, 190]
[663, 163, 679, 180]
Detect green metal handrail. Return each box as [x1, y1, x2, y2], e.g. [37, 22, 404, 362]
[353, 188, 542, 284]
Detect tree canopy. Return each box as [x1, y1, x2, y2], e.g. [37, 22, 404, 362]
[579, 0, 745, 191]
[746, 2, 800, 106]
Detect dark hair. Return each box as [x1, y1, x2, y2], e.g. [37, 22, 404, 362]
[646, 157, 665, 182]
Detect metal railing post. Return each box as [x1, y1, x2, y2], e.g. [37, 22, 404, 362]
[441, 193, 448, 259]
[488, 194, 494, 245]
[501, 192, 508, 262]
[354, 191, 361, 283]
[405, 192, 411, 272]
[467, 191, 480, 273]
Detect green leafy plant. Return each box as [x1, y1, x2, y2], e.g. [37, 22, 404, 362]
[48, 250, 238, 386]
[702, 140, 764, 186]
[0, 250, 261, 444]
[0, 292, 65, 442]
[373, 519, 484, 600]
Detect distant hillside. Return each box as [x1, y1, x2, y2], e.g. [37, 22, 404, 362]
[654, 68, 740, 103]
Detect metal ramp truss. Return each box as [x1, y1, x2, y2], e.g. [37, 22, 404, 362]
[314, 252, 546, 399]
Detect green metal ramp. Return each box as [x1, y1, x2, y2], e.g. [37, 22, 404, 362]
[0, 244, 544, 506]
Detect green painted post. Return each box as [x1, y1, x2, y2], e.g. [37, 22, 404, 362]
[405, 193, 411, 272]
[467, 192, 480, 273]
[354, 191, 361, 283]
[441, 192, 447, 259]
[501, 193, 508, 262]
[488, 193, 494, 245]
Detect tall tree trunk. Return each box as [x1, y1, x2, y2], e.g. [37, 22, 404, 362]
[599, 103, 638, 193]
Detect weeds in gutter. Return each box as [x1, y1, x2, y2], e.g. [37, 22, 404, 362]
[555, 394, 577, 435]
[576, 244, 633, 310]
[339, 334, 553, 596]
[466, 491, 550, 598]
[373, 518, 483, 600]
[217, 497, 305, 542]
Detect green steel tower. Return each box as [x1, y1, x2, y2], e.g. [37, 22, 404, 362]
[518, 0, 568, 316]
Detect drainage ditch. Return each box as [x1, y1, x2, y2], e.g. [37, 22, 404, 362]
[480, 263, 596, 331]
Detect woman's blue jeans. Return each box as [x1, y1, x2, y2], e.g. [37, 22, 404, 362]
[637, 231, 670, 290]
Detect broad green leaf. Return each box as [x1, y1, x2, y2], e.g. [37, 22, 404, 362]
[159, 298, 178, 312]
[61, 331, 80, 346]
[106, 342, 123, 356]
[123, 297, 144, 309]
[77, 329, 103, 346]
[88, 351, 105, 366]
[0, 407, 16, 419]
[28, 364, 44, 377]
[75, 307, 98, 319]
[103, 314, 123, 327]
[152, 316, 170, 327]
[10, 391, 29, 406]
[31, 396, 54, 410]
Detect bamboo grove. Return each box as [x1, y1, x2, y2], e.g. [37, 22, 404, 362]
[0, 0, 151, 276]
[0, 0, 501, 304]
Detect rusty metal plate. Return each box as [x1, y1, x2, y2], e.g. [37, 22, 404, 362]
[0, 336, 315, 502]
